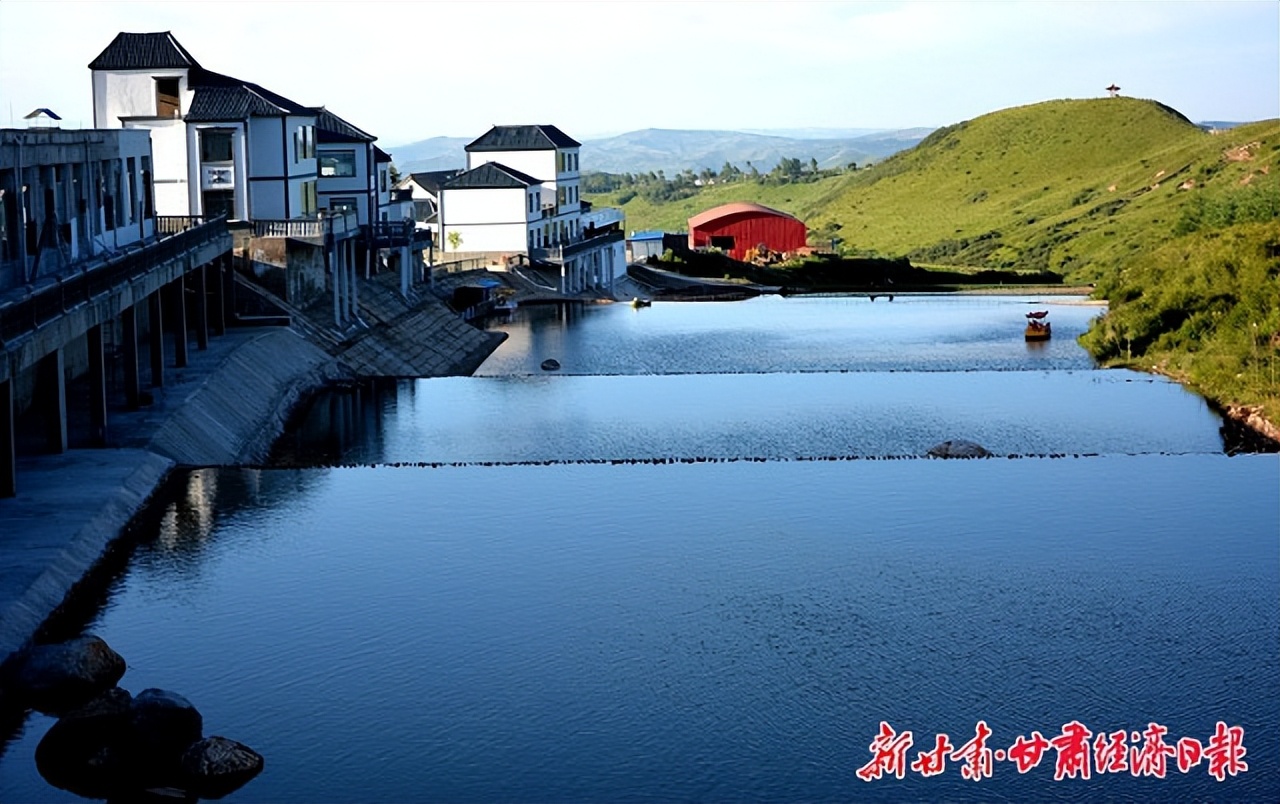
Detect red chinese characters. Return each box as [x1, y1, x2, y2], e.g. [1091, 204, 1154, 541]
[1204, 722, 1248, 781]
[856, 722, 914, 782]
[1131, 722, 1177, 779]
[910, 733, 955, 778]
[950, 721, 994, 781]
[1049, 720, 1093, 780]
[1007, 730, 1050, 774]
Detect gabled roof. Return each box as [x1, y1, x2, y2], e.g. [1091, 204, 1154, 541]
[314, 108, 375, 143]
[406, 170, 460, 194]
[88, 31, 199, 70]
[374, 145, 393, 163]
[688, 202, 801, 230]
[24, 108, 62, 121]
[182, 68, 312, 121]
[443, 162, 541, 190]
[466, 124, 580, 152]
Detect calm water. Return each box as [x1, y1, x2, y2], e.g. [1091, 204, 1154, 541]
[2, 295, 1277, 803]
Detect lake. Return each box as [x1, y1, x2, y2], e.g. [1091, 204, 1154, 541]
[1, 295, 1276, 803]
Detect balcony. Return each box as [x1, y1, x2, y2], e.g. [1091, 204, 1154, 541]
[253, 209, 360, 241]
[530, 229, 623, 265]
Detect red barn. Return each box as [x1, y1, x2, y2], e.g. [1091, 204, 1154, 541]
[688, 202, 807, 261]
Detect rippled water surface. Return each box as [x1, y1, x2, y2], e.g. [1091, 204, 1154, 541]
[2, 295, 1277, 803]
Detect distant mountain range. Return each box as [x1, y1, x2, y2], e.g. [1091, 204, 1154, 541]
[388, 127, 936, 177]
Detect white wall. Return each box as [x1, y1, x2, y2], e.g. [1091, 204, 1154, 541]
[250, 180, 287, 219]
[441, 186, 528, 252]
[123, 118, 189, 215]
[92, 68, 192, 126]
[317, 142, 371, 223]
[468, 149, 555, 183]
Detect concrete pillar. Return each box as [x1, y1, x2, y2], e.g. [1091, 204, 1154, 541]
[171, 274, 188, 369]
[87, 325, 108, 447]
[0, 378, 15, 498]
[38, 349, 67, 454]
[195, 264, 209, 351]
[332, 243, 343, 327]
[149, 290, 165, 387]
[121, 305, 140, 409]
[399, 245, 410, 297]
[211, 254, 227, 336]
[349, 241, 359, 317]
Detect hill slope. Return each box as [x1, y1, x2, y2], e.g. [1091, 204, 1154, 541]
[804, 98, 1278, 280]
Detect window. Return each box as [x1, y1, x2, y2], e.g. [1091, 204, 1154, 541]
[557, 186, 566, 206]
[710, 235, 735, 250]
[319, 150, 357, 177]
[301, 181, 317, 215]
[200, 129, 234, 163]
[295, 126, 316, 162]
[330, 197, 358, 213]
[155, 77, 180, 117]
[380, 169, 387, 193]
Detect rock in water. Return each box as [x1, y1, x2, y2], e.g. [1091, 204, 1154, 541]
[35, 687, 134, 798]
[541, 358, 561, 371]
[130, 688, 204, 772]
[2, 635, 127, 713]
[181, 736, 265, 798]
[927, 439, 993, 459]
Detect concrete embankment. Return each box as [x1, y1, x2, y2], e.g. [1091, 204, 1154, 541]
[0, 298, 505, 664]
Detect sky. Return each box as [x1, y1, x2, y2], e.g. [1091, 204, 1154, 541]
[0, 0, 1276, 148]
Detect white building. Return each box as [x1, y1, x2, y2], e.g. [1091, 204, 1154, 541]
[314, 108, 412, 227]
[439, 125, 624, 293]
[89, 31, 319, 222]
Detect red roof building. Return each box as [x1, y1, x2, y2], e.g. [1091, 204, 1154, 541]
[688, 202, 807, 261]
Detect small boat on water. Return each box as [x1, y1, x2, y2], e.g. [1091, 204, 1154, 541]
[630, 297, 652, 308]
[1024, 310, 1051, 341]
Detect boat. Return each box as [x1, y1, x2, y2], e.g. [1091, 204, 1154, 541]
[1024, 310, 1051, 341]
[630, 297, 652, 308]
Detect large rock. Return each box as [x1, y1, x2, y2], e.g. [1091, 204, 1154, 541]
[35, 687, 134, 798]
[2, 635, 126, 713]
[130, 688, 204, 775]
[181, 736, 265, 798]
[926, 439, 993, 459]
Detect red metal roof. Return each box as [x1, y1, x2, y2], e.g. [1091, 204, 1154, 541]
[688, 202, 800, 230]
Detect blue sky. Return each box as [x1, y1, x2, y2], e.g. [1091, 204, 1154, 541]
[1, 0, 1276, 146]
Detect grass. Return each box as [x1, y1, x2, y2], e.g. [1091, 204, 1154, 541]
[590, 97, 1280, 435]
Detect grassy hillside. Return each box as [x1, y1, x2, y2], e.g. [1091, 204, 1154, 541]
[595, 98, 1279, 281]
[591, 97, 1280, 435]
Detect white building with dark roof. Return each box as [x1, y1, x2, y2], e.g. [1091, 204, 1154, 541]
[90, 31, 319, 222]
[439, 125, 624, 293]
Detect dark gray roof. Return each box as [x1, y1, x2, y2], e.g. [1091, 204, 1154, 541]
[89, 32, 199, 70]
[24, 108, 62, 120]
[466, 125, 580, 152]
[407, 170, 459, 194]
[374, 145, 392, 163]
[443, 162, 541, 190]
[183, 68, 312, 122]
[315, 108, 375, 143]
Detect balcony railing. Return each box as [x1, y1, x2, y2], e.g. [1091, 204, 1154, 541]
[253, 210, 360, 240]
[1, 216, 230, 346]
[530, 229, 624, 264]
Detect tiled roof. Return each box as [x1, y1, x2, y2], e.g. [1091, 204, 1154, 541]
[466, 125, 580, 152]
[315, 108, 375, 143]
[406, 170, 459, 194]
[374, 145, 393, 163]
[184, 68, 312, 122]
[443, 162, 541, 190]
[88, 31, 199, 70]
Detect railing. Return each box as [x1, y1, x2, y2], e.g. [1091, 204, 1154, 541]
[156, 215, 207, 237]
[253, 210, 360, 240]
[0, 217, 230, 346]
[530, 229, 624, 264]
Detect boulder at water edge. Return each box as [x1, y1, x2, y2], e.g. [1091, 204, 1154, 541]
[181, 736, 265, 798]
[130, 688, 204, 773]
[1, 635, 127, 713]
[34, 687, 135, 798]
[926, 439, 993, 459]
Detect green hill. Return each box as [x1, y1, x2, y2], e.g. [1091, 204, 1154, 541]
[591, 97, 1280, 440]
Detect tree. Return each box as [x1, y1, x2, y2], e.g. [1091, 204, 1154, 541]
[389, 163, 402, 186]
[809, 157, 819, 174]
[447, 230, 462, 251]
